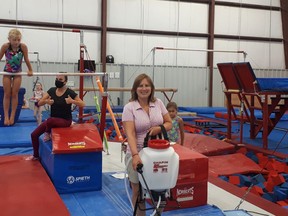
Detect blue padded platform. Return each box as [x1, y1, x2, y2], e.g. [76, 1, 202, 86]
[40, 138, 102, 194]
[257, 78, 288, 92]
[179, 107, 227, 114]
[0, 122, 36, 147]
[0, 86, 26, 126]
[18, 109, 37, 123]
[83, 105, 123, 114]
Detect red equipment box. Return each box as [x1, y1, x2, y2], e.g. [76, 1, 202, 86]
[165, 144, 208, 210]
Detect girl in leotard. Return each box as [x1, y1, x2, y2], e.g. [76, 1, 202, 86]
[0, 29, 33, 126]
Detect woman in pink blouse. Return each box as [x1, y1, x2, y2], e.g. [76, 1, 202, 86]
[122, 73, 172, 215]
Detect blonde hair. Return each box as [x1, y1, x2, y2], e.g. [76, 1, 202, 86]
[36, 82, 43, 90]
[8, 29, 22, 40]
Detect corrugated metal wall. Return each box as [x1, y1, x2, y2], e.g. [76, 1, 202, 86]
[0, 61, 287, 109]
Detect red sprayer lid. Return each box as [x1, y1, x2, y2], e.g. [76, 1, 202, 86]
[148, 139, 170, 149]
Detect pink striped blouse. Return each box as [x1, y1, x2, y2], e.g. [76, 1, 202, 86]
[122, 98, 168, 153]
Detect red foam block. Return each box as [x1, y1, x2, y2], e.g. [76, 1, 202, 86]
[229, 175, 240, 185]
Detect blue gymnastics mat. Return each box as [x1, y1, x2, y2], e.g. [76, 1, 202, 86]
[0, 122, 36, 147]
[179, 107, 228, 114]
[18, 109, 37, 123]
[60, 172, 225, 216]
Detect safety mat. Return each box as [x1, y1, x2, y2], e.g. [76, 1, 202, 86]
[61, 172, 225, 216]
[184, 133, 235, 156]
[209, 153, 268, 177]
[0, 155, 69, 216]
[0, 122, 36, 147]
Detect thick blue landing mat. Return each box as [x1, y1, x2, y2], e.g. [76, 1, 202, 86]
[61, 172, 224, 216]
[18, 109, 37, 123]
[179, 107, 227, 114]
[257, 78, 288, 92]
[82, 105, 123, 114]
[0, 122, 36, 147]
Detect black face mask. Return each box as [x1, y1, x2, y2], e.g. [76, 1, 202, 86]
[55, 80, 65, 88]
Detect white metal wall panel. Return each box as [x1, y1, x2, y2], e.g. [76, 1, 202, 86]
[216, 0, 280, 7]
[215, 6, 282, 38]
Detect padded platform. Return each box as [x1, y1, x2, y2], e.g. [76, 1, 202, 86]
[209, 153, 268, 177]
[257, 78, 288, 92]
[52, 123, 103, 154]
[83, 105, 123, 114]
[0, 87, 26, 126]
[41, 123, 103, 194]
[179, 107, 227, 114]
[0, 122, 36, 147]
[17, 109, 37, 123]
[0, 155, 69, 216]
[183, 133, 236, 156]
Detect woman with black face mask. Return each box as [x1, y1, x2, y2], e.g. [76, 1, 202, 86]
[27, 73, 85, 160]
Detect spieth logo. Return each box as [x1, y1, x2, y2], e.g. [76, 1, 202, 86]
[176, 186, 194, 202]
[153, 161, 168, 173]
[67, 176, 75, 184]
[66, 175, 91, 184]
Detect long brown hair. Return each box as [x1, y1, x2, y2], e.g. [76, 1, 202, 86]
[129, 73, 156, 102]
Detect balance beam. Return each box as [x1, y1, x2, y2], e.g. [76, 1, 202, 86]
[72, 87, 178, 102]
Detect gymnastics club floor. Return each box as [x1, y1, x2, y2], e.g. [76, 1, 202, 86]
[1, 108, 287, 216]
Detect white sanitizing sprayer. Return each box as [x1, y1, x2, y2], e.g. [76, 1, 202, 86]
[136, 126, 179, 216]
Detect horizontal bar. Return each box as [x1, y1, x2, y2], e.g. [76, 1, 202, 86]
[153, 46, 246, 54]
[72, 87, 178, 92]
[0, 24, 81, 33]
[28, 52, 39, 54]
[0, 72, 106, 76]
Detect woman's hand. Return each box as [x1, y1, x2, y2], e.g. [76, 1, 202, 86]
[27, 70, 33, 77]
[132, 154, 142, 171]
[65, 95, 74, 104]
[148, 126, 161, 136]
[46, 96, 54, 105]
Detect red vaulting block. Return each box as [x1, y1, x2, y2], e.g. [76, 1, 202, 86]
[165, 180, 208, 210]
[172, 144, 208, 183]
[163, 145, 208, 210]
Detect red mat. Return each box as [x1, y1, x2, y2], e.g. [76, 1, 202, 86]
[0, 155, 69, 216]
[183, 133, 236, 156]
[209, 153, 268, 177]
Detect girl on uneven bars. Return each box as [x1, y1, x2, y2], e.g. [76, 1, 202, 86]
[0, 29, 33, 126]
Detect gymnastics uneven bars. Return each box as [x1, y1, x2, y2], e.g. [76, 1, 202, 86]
[0, 72, 104, 76]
